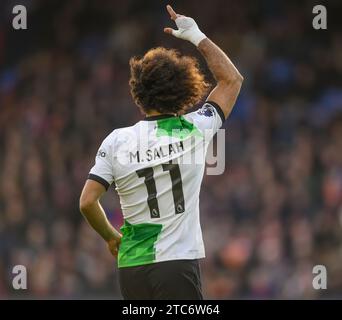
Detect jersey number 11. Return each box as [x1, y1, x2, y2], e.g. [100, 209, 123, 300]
[136, 163, 185, 218]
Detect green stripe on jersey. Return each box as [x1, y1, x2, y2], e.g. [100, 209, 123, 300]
[156, 116, 202, 139]
[118, 220, 162, 268]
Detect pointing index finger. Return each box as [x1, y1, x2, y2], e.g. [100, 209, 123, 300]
[167, 4, 178, 20]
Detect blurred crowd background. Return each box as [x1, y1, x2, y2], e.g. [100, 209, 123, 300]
[0, 0, 341, 299]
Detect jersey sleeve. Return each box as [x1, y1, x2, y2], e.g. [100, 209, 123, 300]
[183, 101, 225, 135]
[88, 135, 115, 190]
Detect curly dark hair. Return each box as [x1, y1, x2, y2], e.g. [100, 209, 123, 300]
[129, 47, 210, 115]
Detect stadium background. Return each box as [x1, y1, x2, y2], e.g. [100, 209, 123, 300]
[0, 0, 341, 299]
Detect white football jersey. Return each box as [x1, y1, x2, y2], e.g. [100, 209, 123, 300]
[89, 101, 225, 268]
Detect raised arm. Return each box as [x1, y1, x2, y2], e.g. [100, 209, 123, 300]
[164, 5, 243, 118]
[198, 39, 243, 118]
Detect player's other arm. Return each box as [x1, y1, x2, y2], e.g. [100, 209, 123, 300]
[79, 180, 122, 257]
[164, 5, 243, 119]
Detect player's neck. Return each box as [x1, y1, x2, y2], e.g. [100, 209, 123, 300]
[146, 111, 162, 117]
[145, 111, 176, 117]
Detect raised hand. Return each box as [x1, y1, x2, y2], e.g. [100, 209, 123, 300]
[164, 5, 206, 47]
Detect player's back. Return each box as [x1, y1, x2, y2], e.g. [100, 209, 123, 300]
[89, 102, 224, 268]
